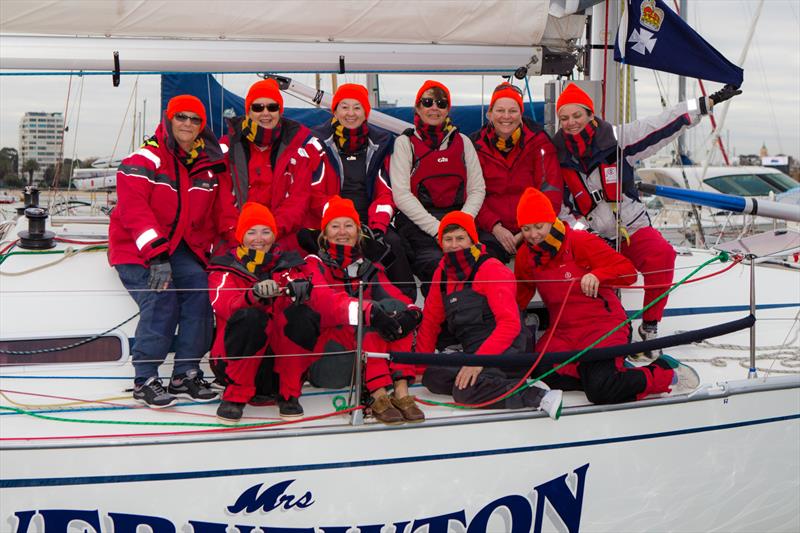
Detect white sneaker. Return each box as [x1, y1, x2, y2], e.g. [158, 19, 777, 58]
[671, 363, 700, 394]
[539, 389, 563, 420]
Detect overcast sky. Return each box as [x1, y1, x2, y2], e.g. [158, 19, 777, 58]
[1, 0, 797, 165]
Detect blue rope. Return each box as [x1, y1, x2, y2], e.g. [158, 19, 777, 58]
[524, 76, 537, 121]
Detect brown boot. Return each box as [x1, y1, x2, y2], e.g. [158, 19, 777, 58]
[391, 394, 425, 423]
[370, 394, 404, 425]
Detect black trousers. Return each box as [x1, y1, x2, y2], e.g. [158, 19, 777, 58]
[539, 358, 652, 405]
[382, 226, 417, 301]
[422, 366, 545, 409]
[210, 308, 278, 397]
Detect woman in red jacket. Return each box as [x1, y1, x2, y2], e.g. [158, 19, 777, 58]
[514, 187, 694, 404]
[208, 202, 359, 423]
[417, 211, 563, 419]
[219, 78, 319, 251]
[471, 82, 562, 263]
[111, 94, 238, 409]
[303, 195, 425, 425]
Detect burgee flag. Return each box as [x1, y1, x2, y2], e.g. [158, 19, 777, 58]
[614, 0, 743, 87]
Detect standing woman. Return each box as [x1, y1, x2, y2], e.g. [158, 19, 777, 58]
[471, 82, 563, 263]
[220, 78, 318, 251]
[553, 82, 740, 352]
[110, 95, 238, 408]
[514, 187, 696, 404]
[391, 80, 486, 288]
[309, 83, 415, 299]
[304, 195, 425, 425]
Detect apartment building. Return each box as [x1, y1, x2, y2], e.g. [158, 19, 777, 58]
[18, 112, 64, 182]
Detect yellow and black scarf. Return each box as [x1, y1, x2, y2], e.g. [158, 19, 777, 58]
[240, 117, 282, 148]
[331, 118, 369, 154]
[235, 245, 277, 277]
[526, 218, 566, 267]
[414, 114, 456, 149]
[178, 138, 205, 166]
[485, 123, 523, 155]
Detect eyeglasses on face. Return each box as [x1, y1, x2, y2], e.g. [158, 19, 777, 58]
[419, 97, 449, 109]
[250, 102, 280, 113]
[173, 113, 203, 126]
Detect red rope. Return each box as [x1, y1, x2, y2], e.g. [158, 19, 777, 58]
[417, 279, 575, 410]
[55, 237, 109, 245]
[610, 255, 742, 289]
[0, 239, 18, 255]
[0, 405, 365, 441]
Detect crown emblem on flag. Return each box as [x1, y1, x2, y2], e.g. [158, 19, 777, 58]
[639, 0, 664, 31]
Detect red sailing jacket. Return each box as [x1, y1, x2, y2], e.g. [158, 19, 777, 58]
[408, 133, 467, 213]
[416, 254, 521, 356]
[207, 250, 357, 360]
[219, 118, 320, 240]
[472, 121, 562, 233]
[109, 121, 238, 267]
[515, 226, 637, 349]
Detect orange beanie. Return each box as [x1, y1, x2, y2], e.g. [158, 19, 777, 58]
[415, 80, 451, 107]
[516, 187, 557, 227]
[437, 211, 479, 246]
[556, 83, 595, 115]
[235, 202, 278, 243]
[331, 83, 371, 119]
[321, 195, 360, 230]
[245, 79, 284, 114]
[490, 82, 524, 112]
[166, 94, 207, 130]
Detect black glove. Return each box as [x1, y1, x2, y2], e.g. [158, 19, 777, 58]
[370, 228, 385, 244]
[284, 304, 321, 351]
[286, 279, 312, 304]
[395, 308, 423, 338]
[147, 254, 172, 292]
[368, 304, 403, 342]
[709, 84, 742, 107]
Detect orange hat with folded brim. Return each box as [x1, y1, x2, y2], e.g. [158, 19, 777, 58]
[517, 187, 557, 227]
[437, 211, 479, 247]
[236, 202, 278, 243]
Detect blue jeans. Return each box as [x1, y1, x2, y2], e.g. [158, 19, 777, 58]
[116, 242, 213, 383]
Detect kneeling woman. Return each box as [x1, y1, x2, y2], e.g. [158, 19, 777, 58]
[514, 187, 686, 404]
[416, 211, 563, 419]
[304, 195, 425, 425]
[209, 202, 357, 423]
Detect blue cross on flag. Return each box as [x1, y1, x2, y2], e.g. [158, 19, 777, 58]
[614, 0, 743, 87]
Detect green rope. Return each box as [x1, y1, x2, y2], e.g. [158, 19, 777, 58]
[0, 245, 108, 266]
[0, 404, 283, 428]
[423, 252, 730, 409]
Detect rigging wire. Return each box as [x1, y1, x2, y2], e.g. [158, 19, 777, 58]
[107, 75, 141, 167]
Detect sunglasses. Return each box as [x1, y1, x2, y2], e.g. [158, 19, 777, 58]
[173, 113, 203, 126]
[250, 102, 280, 113]
[419, 97, 449, 109]
[494, 83, 524, 96]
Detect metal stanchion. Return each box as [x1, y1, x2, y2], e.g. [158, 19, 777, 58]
[748, 254, 758, 379]
[350, 280, 365, 425]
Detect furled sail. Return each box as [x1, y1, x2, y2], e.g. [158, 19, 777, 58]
[0, 0, 586, 74]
